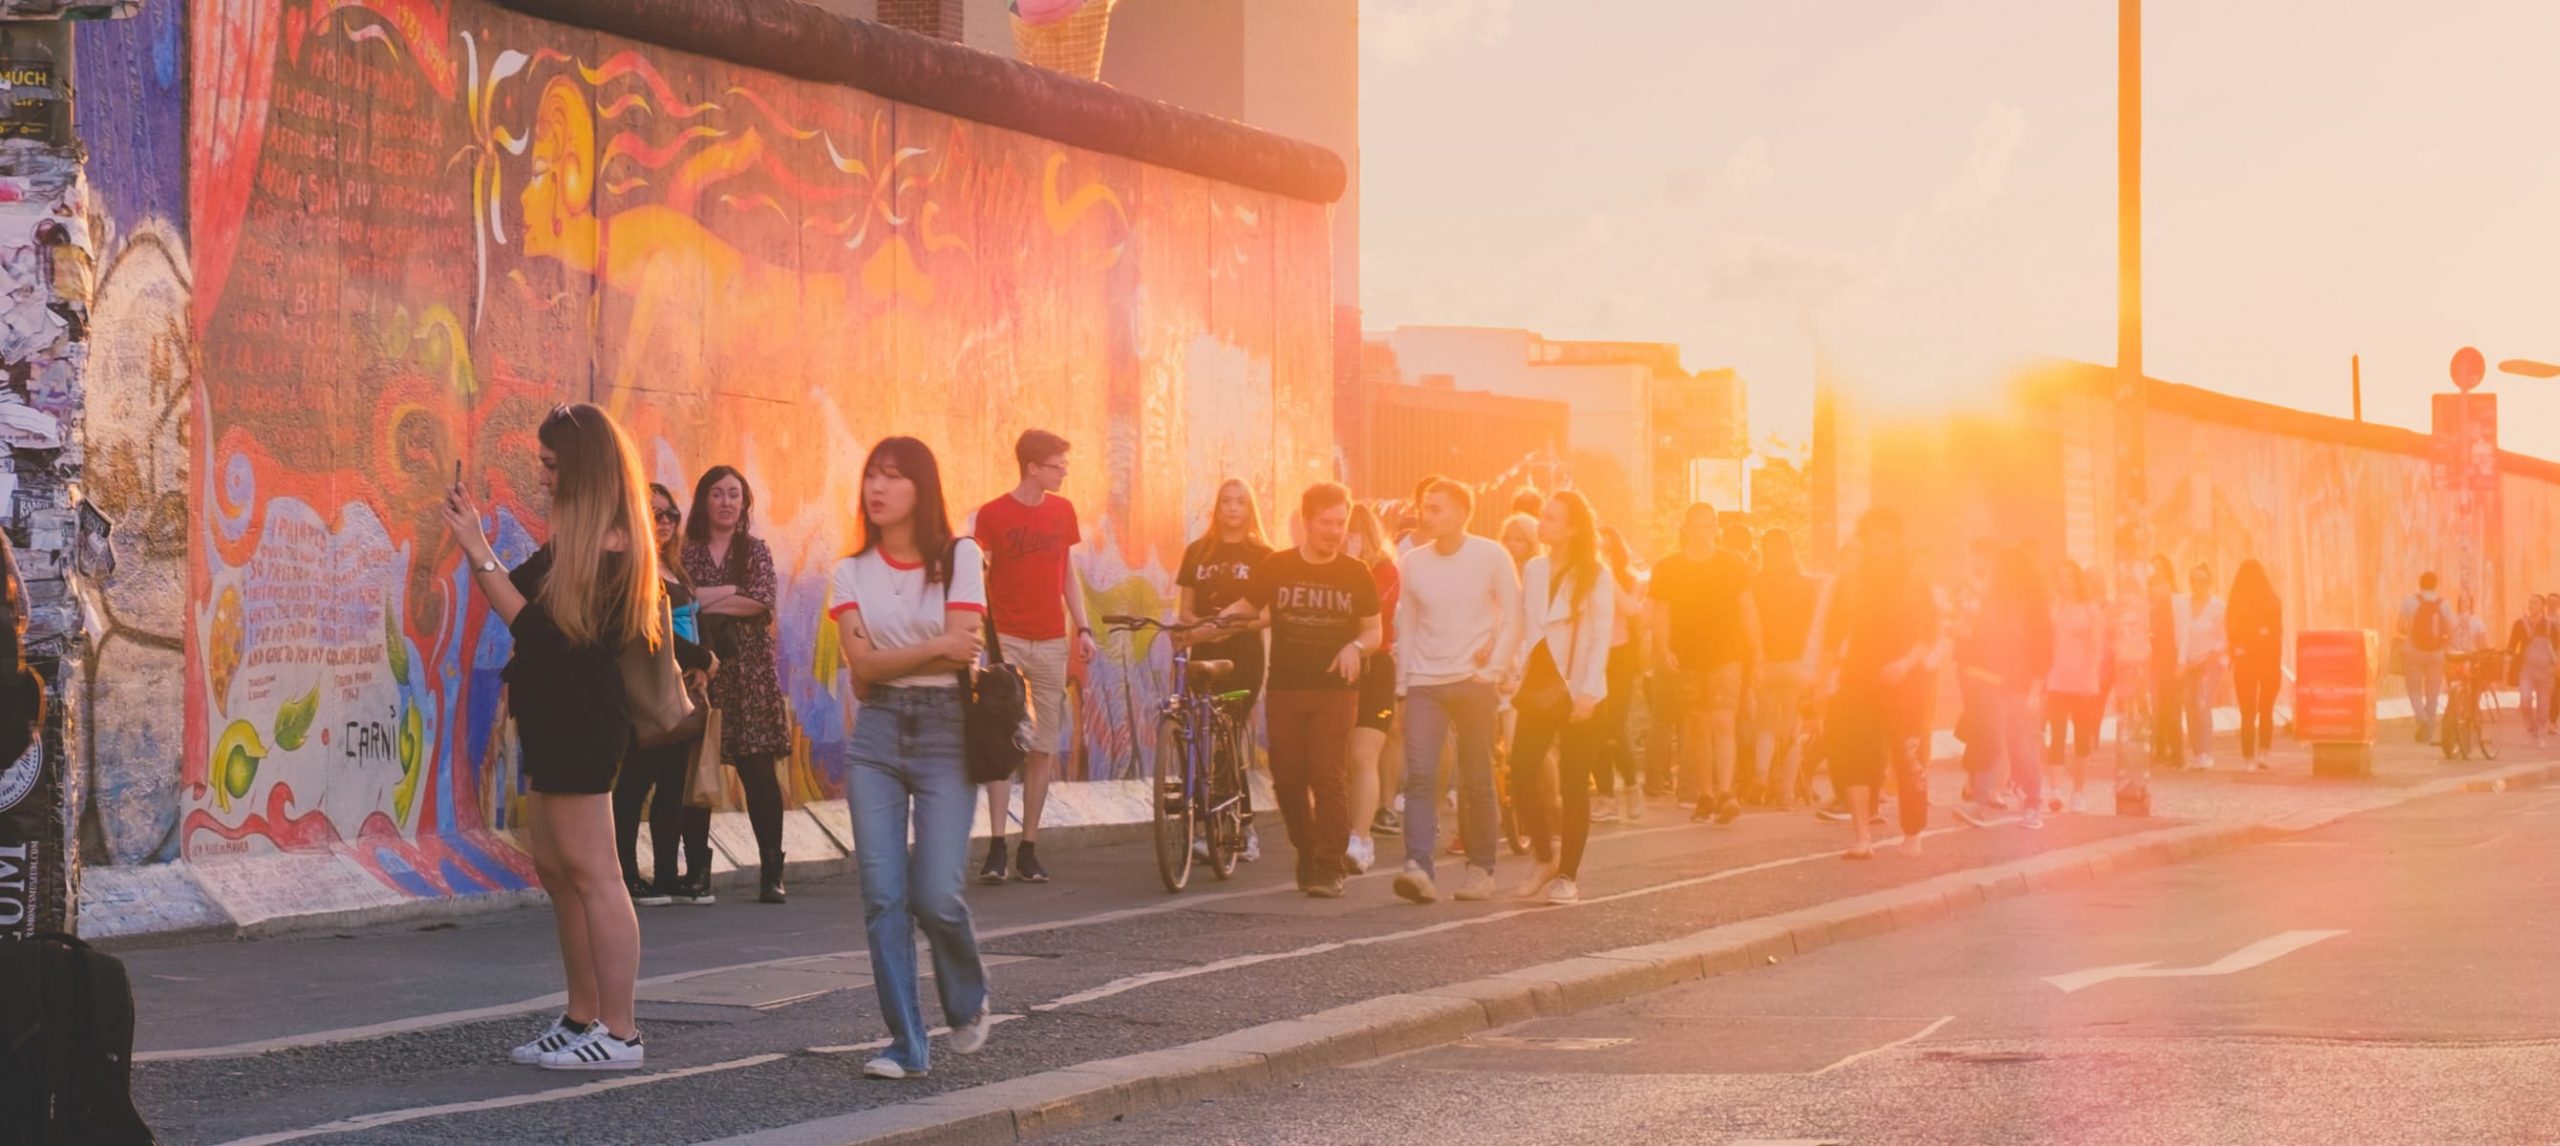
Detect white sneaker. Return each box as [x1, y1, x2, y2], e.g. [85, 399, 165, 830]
[1193, 835, 1211, 861]
[1392, 860, 1439, 904]
[539, 1028, 644, 1071]
[2195, 754, 2215, 771]
[863, 1056, 924, 1080]
[1345, 835, 1375, 874]
[1544, 877, 1581, 904]
[1454, 867, 1498, 901]
[949, 1003, 994, 1056]
[1242, 829, 1262, 863]
[1954, 803, 1994, 828]
[510, 1015, 591, 1065]
[1590, 797, 1618, 823]
[1625, 789, 1646, 821]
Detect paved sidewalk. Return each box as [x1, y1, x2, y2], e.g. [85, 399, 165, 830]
[125, 728, 2546, 1145]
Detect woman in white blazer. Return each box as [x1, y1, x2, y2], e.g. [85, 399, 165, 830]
[1508, 491, 1616, 904]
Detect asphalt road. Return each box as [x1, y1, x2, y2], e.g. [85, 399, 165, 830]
[1065, 787, 2560, 1146]
[126, 782, 2162, 1145]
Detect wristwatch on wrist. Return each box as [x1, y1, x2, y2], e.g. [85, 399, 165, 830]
[475, 555, 500, 574]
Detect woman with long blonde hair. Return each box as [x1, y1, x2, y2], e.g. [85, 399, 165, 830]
[1508, 491, 1614, 903]
[1176, 478, 1273, 862]
[445, 402, 661, 1070]
[1342, 501, 1403, 875]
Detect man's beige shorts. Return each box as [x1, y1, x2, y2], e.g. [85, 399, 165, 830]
[1000, 635, 1072, 754]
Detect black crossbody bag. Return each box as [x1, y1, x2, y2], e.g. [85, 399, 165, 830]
[950, 540, 1032, 784]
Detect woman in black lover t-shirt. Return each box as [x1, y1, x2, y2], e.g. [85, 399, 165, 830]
[445, 403, 665, 1073]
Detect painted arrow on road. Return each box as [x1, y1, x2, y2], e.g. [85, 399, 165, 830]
[2043, 930, 2349, 993]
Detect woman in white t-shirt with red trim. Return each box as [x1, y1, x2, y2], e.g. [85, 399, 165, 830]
[828, 437, 996, 1081]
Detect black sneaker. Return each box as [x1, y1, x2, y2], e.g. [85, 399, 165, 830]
[627, 877, 671, 907]
[1304, 876, 1346, 899]
[1714, 795, 1743, 825]
[979, 840, 1010, 885]
[758, 872, 787, 905]
[1012, 843, 1050, 884]
[1372, 809, 1403, 837]
[673, 873, 717, 906]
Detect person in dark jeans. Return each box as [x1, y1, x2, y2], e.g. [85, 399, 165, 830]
[2147, 555, 2186, 770]
[1815, 511, 1938, 859]
[2226, 559, 2283, 772]
[1226, 482, 1382, 900]
[1591, 526, 1646, 821]
[615, 483, 718, 905]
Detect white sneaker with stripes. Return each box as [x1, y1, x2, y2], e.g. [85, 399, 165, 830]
[509, 1015, 591, 1065]
[539, 1028, 645, 1071]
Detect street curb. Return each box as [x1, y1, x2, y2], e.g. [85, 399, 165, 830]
[719, 756, 2560, 1146]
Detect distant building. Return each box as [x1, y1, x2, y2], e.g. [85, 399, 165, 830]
[1366, 326, 1748, 531]
[1364, 375, 1569, 528]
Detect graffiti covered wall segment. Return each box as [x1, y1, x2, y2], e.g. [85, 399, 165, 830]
[155, 0, 1333, 905]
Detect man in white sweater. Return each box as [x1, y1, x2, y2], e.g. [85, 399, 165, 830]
[1389, 478, 1523, 905]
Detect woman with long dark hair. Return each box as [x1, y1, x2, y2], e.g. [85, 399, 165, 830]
[683, 465, 793, 903]
[612, 484, 719, 905]
[2226, 559, 2283, 772]
[444, 402, 658, 1070]
[829, 436, 994, 1080]
[1507, 491, 1615, 904]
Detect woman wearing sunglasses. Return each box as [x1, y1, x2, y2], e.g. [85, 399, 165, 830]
[612, 484, 720, 905]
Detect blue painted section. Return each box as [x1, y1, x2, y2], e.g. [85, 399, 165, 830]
[75, 1, 188, 234]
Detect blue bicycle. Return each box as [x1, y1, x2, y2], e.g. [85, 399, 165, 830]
[1104, 614, 1253, 892]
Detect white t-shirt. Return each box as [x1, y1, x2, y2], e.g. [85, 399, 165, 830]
[827, 539, 986, 688]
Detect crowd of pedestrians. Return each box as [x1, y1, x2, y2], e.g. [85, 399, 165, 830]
[460, 403, 2521, 1080]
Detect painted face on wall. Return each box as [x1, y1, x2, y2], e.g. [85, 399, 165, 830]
[521, 79, 597, 268]
[863, 459, 915, 529]
[707, 475, 746, 531]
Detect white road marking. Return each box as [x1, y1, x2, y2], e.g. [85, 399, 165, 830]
[1457, 1035, 1633, 1051]
[1032, 822, 1992, 1012]
[1808, 1014, 1954, 1076]
[134, 818, 1724, 1062]
[2043, 930, 2349, 993]
[211, 1053, 786, 1146]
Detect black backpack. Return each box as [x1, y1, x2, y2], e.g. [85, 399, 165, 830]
[0, 932, 155, 1145]
[951, 541, 1030, 785]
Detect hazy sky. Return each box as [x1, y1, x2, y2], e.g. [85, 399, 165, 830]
[1358, 0, 2560, 456]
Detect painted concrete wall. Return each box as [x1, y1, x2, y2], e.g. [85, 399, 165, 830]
[75, 0, 1332, 924]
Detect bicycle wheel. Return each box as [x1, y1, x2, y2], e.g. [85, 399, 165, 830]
[2476, 689, 2500, 761]
[2442, 696, 2464, 761]
[1153, 716, 1195, 893]
[1205, 720, 1244, 881]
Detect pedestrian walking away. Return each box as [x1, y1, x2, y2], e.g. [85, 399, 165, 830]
[830, 436, 995, 1081]
[1816, 511, 1939, 860]
[2226, 559, 2283, 772]
[445, 402, 658, 1071]
[1751, 528, 1818, 811]
[1176, 478, 1272, 864]
[1506, 492, 1615, 904]
[612, 483, 719, 906]
[2178, 562, 2227, 770]
[683, 465, 794, 903]
[974, 429, 1098, 886]
[1342, 502, 1404, 877]
[1957, 545, 2053, 830]
[2045, 559, 2108, 807]
[1388, 477, 1520, 904]
[1651, 503, 1762, 824]
[2146, 555, 2188, 772]
[1224, 482, 1382, 899]
[2509, 594, 2557, 744]
[2401, 571, 2451, 745]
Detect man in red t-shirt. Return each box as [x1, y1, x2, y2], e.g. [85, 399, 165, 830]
[972, 429, 1097, 885]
